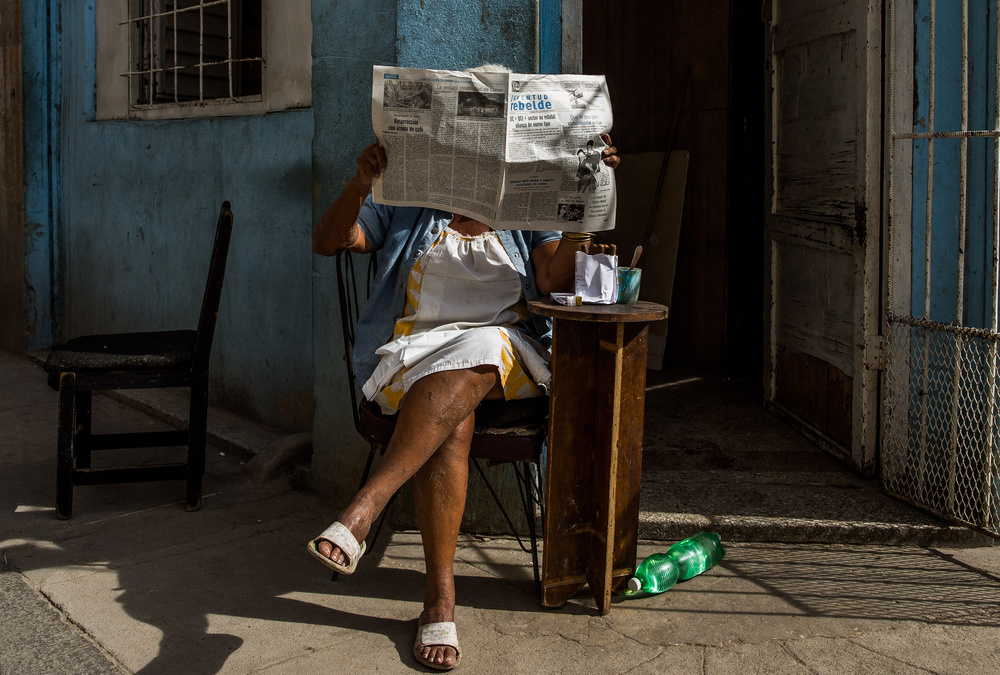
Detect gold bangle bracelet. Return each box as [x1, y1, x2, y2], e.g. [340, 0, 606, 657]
[561, 231, 592, 242]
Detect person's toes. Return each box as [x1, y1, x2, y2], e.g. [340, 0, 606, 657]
[423, 646, 455, 666]
[420, 646, 438, 666]
[316, 540, 345, 564]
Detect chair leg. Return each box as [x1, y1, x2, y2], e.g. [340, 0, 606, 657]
[75, 390, 92, 469]
[366, 489, 398, 552]
[185, 382, 208, 512]
[55, 372, 77, 520]
[473, 459, 542, 594]
[472, 459, 530, 554]
[357, 442, 380, 491]
[514, 462, 541, 598]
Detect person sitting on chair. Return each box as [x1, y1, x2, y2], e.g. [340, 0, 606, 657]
[309, 72, 619, 671]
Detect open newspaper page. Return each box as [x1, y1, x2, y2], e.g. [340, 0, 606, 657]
[370, 66, 615, 232]
[500, 73, 615, 231]
[371, 66, 508, 224]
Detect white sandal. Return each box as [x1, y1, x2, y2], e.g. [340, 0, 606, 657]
[413, 621, 462, 671]
[306, 522, 366, 575]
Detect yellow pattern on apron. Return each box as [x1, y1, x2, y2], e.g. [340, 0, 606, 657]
[363, 228, 550, 415]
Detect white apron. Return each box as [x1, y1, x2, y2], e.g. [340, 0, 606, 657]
[361, 228, 551, 413]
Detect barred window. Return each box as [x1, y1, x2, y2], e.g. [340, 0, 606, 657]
[129, 0, 263, 107]
[96, 0, 310, 121]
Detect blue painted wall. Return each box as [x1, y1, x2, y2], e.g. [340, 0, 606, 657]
[54, 1, 316, 430]
[21, 0, 61, 351]
[539, 0, 561, 74]
[310, 0, 399, 491]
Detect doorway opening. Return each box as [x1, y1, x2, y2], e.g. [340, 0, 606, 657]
[579, 1, 970, 541]
[583, 1, 765, 382]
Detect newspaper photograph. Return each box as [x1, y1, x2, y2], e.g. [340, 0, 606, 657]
[370, 66, 616, 232]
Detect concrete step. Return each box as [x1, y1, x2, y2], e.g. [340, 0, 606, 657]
[638, 369, 993, 547]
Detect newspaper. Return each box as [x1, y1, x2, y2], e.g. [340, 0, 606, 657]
[371, 66, 616, 232]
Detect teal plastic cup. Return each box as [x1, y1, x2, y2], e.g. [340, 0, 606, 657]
[617, 267, 641, 304]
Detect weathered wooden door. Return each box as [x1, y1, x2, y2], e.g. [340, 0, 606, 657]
[764, 0, 883, 474]
[883, 0, 1000, 535]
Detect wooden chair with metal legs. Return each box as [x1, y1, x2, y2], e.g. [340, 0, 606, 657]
[335, 249, 546, 594]
[43, 201, 235, 519]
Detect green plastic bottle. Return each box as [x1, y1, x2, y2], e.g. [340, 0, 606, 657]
[627, 532, 726, 594]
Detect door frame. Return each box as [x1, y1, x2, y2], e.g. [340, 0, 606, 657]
[1, 0, 26, 354]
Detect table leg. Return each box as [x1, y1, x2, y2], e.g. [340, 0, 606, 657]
[542, 318, 597, 608]
[610, 322, 650, 594]
[587, 322, 624, 613]
[542, 319, 651, 614]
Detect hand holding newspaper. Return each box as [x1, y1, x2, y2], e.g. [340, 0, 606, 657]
[370, 66, 616, 232]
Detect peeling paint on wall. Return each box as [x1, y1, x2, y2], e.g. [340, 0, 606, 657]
[396, 0, 537, 72]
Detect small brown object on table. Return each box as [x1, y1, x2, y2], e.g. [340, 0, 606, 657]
[528, 298, 669, 615]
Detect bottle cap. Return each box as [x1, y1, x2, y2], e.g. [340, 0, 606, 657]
[627, 577, 642, 593]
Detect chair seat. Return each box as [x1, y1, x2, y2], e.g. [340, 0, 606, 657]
[474, 396, 548, 428]
[44, 330, 197, 373]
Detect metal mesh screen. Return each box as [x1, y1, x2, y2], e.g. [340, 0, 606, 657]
[884, 319, 1000, 533]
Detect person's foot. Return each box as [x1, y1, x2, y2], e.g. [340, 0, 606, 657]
[417, 605, 458, 669]
[316, 507, 372, 566]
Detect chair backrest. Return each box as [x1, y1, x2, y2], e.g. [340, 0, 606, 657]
[336, 248, 379, 435]
[193, 201, 235, 371]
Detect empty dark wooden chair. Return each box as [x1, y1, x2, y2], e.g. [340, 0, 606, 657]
[336, 249, 546, 594]
[43, 201, 235, 519]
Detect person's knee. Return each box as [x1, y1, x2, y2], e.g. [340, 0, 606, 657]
[417, 429, 472, 483]
[438, 415, 474, 457]
[408, 367, 500, 411]
[465, 364, 501, 389]
[466, 365, 503, 399]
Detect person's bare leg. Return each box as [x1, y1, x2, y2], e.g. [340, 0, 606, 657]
[411, 412, 472, 668]
[316, 365, 501, 565]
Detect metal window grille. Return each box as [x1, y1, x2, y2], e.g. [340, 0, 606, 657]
[884, 0, 1000, 535]
[125, 0, 262, 107]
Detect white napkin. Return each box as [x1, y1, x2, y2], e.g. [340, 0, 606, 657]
[573, 251, 619, 304]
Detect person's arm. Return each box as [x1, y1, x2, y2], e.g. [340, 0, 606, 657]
[312, 142, 386, 256]
[531, 238, 580, 295]
[532, 134, 621, 294]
